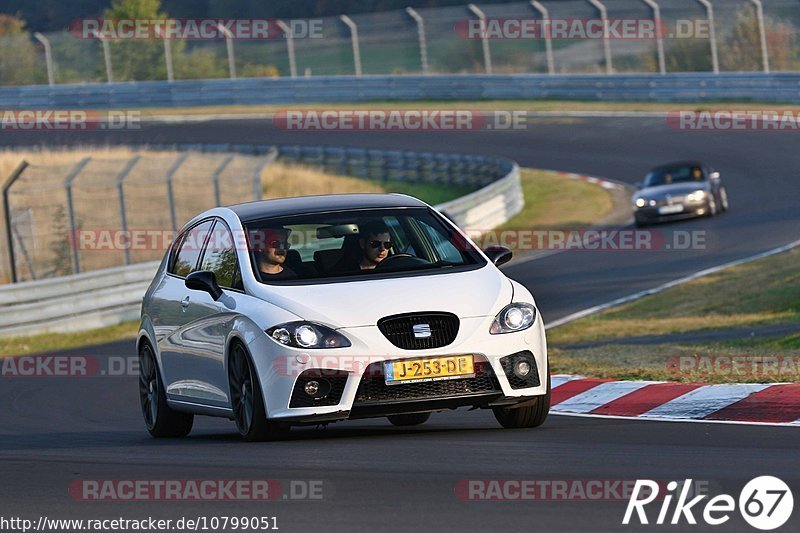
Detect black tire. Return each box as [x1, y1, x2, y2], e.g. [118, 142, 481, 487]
[139, 341, 193, 438]
[387, 412, 431, 426]
[492, 375, 550, 429]
[634, 214, 648, 228]
[228, 341, 289, 442]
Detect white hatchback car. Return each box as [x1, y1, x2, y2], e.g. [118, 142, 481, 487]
[138, 194, 549, 441]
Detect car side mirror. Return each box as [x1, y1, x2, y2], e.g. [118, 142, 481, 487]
[484, 246, 512, 267]
[709, 171, 720, 181]
[185, 271, 223, 301]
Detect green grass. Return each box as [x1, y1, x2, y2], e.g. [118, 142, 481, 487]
[0, 321, 139, 357]
[549, 246, 800, 383]
[382, 180, 475, 206]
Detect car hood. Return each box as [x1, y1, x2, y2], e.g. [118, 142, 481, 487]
[637, 183, 709, 199]
[251, 265, 513, 328]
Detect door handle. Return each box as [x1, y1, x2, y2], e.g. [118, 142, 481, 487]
[181, 296, 190, 310]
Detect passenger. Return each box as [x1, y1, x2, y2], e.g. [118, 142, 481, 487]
[334, 219, 392, 272]
[251, 228, 296, 280]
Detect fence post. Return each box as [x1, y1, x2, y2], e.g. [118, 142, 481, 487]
[750, 0, 770, 73]
[276, 20, 298, 78]
[405, 7, 430, 74]
[587, 0, 613, 74]
[530, 1, 555, 74]
[155, 26, 174, 82]
[467, 4, 492, 75]
[251, 149, 278, 201]
[696, 0, 719, 73]
[33, 33, 55, 86]
[642, 0, 666, 74]
[115, 155, 141, 266]
[64, 158, 92, 275]
[340, 15, 363, 76]
[2, 161, 30, 283]
[97, 34, 113, 83]
[217, 24, 237, 79]
[166, 153, 190, 232]
[211, 155, 234, 206]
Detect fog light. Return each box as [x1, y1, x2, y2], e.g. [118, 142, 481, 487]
[514, 360, 531, 378]
[304, 380, 320, 396]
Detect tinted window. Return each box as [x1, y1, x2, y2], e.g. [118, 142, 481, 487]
[245, 208, 484, 284]
[199, 220, 240, 289]
[645, 165, 705, 187]
[170, 220, 214, 277]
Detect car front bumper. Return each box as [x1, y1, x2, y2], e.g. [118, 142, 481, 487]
[245, 313, 548, 422]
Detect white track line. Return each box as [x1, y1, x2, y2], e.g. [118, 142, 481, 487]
[546, 238, 800, 330]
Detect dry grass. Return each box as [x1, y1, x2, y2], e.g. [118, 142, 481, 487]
[261, 162, 384, 198]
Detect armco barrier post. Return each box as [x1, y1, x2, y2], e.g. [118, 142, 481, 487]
[587, 0, 613, 74]
[467, 4, 492, 75]
[155, 26, 174, 82]
[530, 1, 555, 74]
[252, 149, 278, 201]
[2, 161, 30, 284]
[276, 20, 298, 78]
[340, 15, 363, 76]
[212, 154, 234, 206]
[64, 158, 92, 275]
[642, 0, 666, 74]
[165, 153, 190, 232]
[33, 33, 55, 86]
[405, 7, 430, 74]
[115, 155, 141, 266]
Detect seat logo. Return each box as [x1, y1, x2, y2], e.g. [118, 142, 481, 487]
[412, 324, 432, 338]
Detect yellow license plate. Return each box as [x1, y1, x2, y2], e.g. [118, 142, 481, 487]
[385, 355, 475, 385]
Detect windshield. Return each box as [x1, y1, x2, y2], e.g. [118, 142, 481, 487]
[244, 207, 485, 283]
[644, 165, 705, 187]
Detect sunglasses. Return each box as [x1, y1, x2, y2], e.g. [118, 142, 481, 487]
[267, 240, 291, 250]
[368, 240, 392, 250]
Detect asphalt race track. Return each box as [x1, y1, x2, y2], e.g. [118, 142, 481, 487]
[1, 116, 799, 532]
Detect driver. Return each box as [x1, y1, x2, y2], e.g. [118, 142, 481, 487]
[250, 227, 297, 280]
[333, 219, 392, 272]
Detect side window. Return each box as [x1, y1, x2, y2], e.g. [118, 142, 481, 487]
[418, 220, 463, 263]
[170, 220, 214, 277]
[199, 220, 241, 289]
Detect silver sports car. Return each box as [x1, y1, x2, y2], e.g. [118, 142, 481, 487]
[632, 162, 729, 227]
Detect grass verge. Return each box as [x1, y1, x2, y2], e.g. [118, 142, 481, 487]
[137, 100, 800, 117]
[548, 246, 800, 383]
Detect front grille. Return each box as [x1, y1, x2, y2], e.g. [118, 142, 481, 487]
[289, 369, 348, 408]
[354, 361, 500, 404]
[500, 351, 541, 390]
[377, 312, 459, 350]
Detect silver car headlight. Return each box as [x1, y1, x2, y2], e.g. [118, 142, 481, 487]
[635, 198, 647, 208]
[490, 303, 537, 334]
[267, 322, 351, 349]
[686, 190, 707, 203]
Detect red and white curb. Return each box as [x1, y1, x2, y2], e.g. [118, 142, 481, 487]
[550, 375, 800, 426]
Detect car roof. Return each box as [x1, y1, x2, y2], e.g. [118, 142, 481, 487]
[228, 193, 429, 222]
[649, 161, 705, 172]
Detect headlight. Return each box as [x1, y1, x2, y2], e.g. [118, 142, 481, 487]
[635, 198, 647, 208]
[686, 190, 707, 202]
[490, 303, 537, 334]
[267, 322, 351, 349]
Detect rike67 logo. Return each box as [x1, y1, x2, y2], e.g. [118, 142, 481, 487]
[624, 477, 794, 530]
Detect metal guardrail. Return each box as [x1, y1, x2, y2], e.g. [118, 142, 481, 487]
[0, 143, 522, 337]
[1, 73, 800, 109]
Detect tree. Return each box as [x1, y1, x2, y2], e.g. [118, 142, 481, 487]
[101, 0, 172, 81]
[721, 7, 799, 71]
[0, 14, 42, 86]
